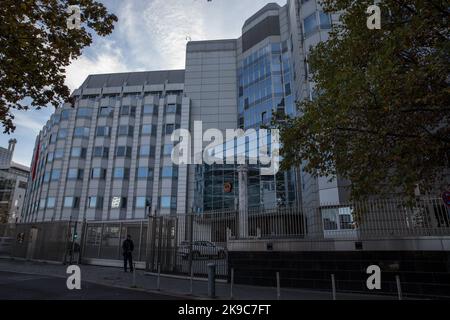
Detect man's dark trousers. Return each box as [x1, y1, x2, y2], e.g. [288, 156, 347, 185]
[124, 252, 133, 272]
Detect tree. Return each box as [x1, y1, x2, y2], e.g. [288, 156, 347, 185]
[0, 0, 117, 133]
[274, 0, 449, 200]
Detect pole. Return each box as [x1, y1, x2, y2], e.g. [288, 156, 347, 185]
[70, 221, 77, 264]
[157, 263, 161, 291]
[331, 274, 336, 300]
[396, 275, 403, 300]
[208, 263, 216, 298]
[132, 262, 136, 288]
[276, 272, 280, 300]
[230, 268, 234, 299]
[188, 212, 194, 276]
[189, 266, 194, 295]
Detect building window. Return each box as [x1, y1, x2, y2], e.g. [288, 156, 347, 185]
[163, 144, 173, 156]
[39, 199, 46, 209]
[46, 152, 54, 163]
[165, 124, 175, 135]
[50, 134, 57, 144]
[135, 197, 150, 209]
[160, 196, 177, 209]
[52, 114, 61, 125]
[91, 168, 106, 179]
[43, 172, 51, 182]
[99, 106, 113, 117]
[120, 105, 136, 117]
[166, 104, 178, 114]
[142, 104, 154, 115]
[319, 11, 331, 29]
[285, 83, 292, 96]
[138, 145, 152, 157]
[111, 197, 127, 209]
[61, 110, 71, 120]
[93, 146, 109, 158]
[161, 166, 178, 178]
[57, 128, 68, 139]
[141, 124, 152, 135]
[115, 146, 132, 158]
[88, 196, 103, 209]
[51, 169, 61, 181]
[96, 126, 111, 137]
[322, 207, 354, 231]
[74, 127, 90, 138]
[304, 12, 318, 36]
[118, 125, 134, 137]
[47, 197, 56, 209]
[71, 147, 87, 159]
[63, 197, 79, 209]
[67, 168, 83, 180]
[137, 167, 153, 179]
[77, 108, 92, 118]
[113, 167, 130, 179]
[54, 149, 64, 159]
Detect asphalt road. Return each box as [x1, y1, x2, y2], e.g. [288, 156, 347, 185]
[0, 271, 182, 300]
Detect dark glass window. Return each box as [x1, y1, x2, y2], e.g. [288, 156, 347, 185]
[61, 110, 71, 120]
[96, 126, 110, 137]
[137, 167, 153, 179]
[71, 147, 87, 158]
[91, 168, 106, 179]
[118, 125, 134, 137]
[115, 146, 132, 158]
[74, 127, 90, 138]
[120, 105, 136, 117]
[77, 108, 92, 118]
[113, 167, 130, 179]
[142, 104, 154, 115]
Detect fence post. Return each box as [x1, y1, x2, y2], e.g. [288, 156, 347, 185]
[78, 219, 87, 265]
[396, 275, 403, 300]
[331, 274, 336, 300]
[276, 272, 280, 300]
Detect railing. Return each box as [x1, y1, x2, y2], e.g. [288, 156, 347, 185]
[0, 197, 448, 277]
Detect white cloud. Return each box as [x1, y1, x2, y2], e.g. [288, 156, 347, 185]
[65, 40, 128, 91]
[118, 0, 207, 70]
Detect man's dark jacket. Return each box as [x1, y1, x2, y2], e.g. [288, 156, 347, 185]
[122, 239, 134, 255]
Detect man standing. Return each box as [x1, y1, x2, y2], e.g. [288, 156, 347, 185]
[122, 234, 134, 272]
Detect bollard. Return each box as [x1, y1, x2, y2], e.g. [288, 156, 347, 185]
[276, 272, 280, 300]
[132, 262, 136, 288]
[208, 263, 216, 298]
[230, 268, 234, 299]
[396, 275, 403, 300]
[190, 266, 194, 295]
[157, 263, 161, 291]
[331, 274, 336, 300]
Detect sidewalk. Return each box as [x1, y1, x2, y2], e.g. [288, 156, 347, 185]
[0, 257, 398, 300]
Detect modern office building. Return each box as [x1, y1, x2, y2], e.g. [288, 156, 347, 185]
[22, 0, 349, 223]
[22, 71, 190, 222]
[0, 140, 29, 223]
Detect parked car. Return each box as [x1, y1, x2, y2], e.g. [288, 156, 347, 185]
[178, 240, 226, 260]
[0, 237, 13, 255]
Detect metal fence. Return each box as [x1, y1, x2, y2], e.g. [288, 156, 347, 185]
[1, 197, 449, 279]
[0, 220, 80, 263]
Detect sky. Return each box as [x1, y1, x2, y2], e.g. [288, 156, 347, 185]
[0, 0, 286, 167]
